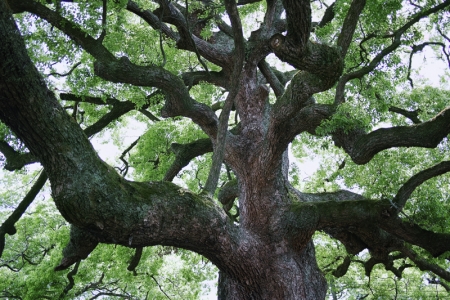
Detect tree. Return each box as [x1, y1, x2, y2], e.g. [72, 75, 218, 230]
[1, 0, 450, 298]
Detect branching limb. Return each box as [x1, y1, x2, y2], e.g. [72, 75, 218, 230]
[9, 0, 115, 61]
[393, 161, 450, 211]
[332, 106, 450, 164]
[1, 92, 148, 172]
[257, 60, 284, 97]
[93, 57, 219, 138]
[290, 189, 450, 257]
[270, 37, 343, 94]
[388, 106, 421, 124]
[0, 140, 37, 171]
[14, 0, 217, 137]
[0, 7, 240, 277]
[336, 0, 366, 58]
[153, 0, 233, 68]
[60, 93, 141, 137]
[325, 220, 446, 282]
[203, 0, 245, 195]
[269, 0, 343, 93]
[0, 171, 47, 257]
[399, 246, 450, 282]
[54, 226, 99, 271]
[126, 1, 178, 41]
[406, 42, 447, 88]
[117, 137, 141, 177]
[378, 216, 450, 257]
[59, 261, 81, 299]
[164, 138, 212, 182]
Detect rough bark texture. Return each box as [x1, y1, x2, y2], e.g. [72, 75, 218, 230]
[2, 0, 450, 298]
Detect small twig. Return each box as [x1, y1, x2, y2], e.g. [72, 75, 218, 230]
[158, 6, 167, 67]
[117, 137, 141, 177]
[408, 0, 423, 9]
[428, 277, 450, 292]
[184, 0, 209, 74]
[150, 275, 172, 299]
[47, 62, 81, 77]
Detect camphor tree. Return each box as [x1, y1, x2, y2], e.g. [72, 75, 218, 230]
[1, 0, 450, 298]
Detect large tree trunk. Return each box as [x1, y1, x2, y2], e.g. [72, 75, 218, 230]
[218, 241, 327, 299]
[214, 148, 327, 299]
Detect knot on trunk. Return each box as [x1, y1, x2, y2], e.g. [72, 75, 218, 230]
[270, 34, 344, 93]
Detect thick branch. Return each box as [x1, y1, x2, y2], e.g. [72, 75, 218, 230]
[257, 60, 284, 97]
[0, 5, 249, 277]
[55, 226, 99, 271]
[93, 57, 219, 138]
[332, 107, 450, 164]
[399, 246, 450, 282]
[393, 161, 450, 211]
[203, 0, 244, 195]
[281, 0, 310, 49]
[218, 179, 238, 212]
[388, 106, 421, 124]
[270, 37, 343, 92]
[153, 0, 233, 68]
[378, 216, 450, 257]
[126, 1, 178, 40]
[291, 190, 450, 258]
[60, 93, 141, 137]
[317, 2, 335, 29]
[336, 0, 366, 58]
[164, 138, 213, 181]
[182, 70, 229, 89]
[127, 247, 143, 272]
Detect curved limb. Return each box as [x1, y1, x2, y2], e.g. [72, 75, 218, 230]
[0, 171, 47, 258]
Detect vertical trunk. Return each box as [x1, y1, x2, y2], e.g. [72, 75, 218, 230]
[218, 152, 327, 299]
[217, 241, 327, 299]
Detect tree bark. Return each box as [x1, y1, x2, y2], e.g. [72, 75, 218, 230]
[0, 3, 328, 298]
